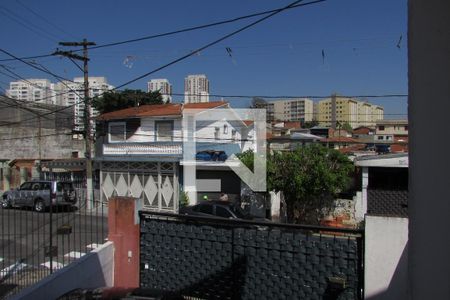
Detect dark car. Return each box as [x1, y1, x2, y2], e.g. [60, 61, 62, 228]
[179, 200, 252, 220]
[1, 180, 77, 212]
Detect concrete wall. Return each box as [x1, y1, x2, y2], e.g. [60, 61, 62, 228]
[365, 216, 408, 299]
[0, 126, 84, 160]
[12, 242, 114, 300]
[409, 1, 450, 299]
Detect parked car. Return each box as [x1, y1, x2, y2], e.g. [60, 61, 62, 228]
[179, 200, 266, 221]
[179, 200, 253, 220]
[1, 180, 77, 212]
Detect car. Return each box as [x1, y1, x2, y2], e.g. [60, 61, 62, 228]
[179, 200, 253, 220]
[1, 180, 77, 212]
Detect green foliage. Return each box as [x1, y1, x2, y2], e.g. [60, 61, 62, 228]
[302, 120, 319, 128]
[250, 97, 267, 109]
[340, 121, 353, 133]
[93, 89, 164, 114]
[179, 191, 189, 207]
[239, 144, 353, 224]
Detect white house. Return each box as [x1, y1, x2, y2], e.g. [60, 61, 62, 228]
[95, 101, 257, 211]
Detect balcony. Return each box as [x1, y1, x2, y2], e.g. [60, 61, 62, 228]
[103, 142, 182, 156]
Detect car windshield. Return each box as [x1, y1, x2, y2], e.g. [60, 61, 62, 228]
[232, 205, 251, 219]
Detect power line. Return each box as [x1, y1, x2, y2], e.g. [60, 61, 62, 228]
[15, 0, 79, 40]
[0, 131, 72, 141]
[113, 0, 326, 90]
[0, 0, 323, 63]
[167, 92, 408, 100]
[0, 6, 60, 42]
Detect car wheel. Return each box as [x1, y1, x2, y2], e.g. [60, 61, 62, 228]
[34, 199, 45, 212]
[1, 195, 12, 209]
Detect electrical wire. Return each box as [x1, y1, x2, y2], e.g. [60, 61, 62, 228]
[113, 0, 324, 90]
[0, 0, 325, 63]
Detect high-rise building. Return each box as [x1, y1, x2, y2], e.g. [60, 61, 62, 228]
[147, 79, 172, 103]
[6, 79, 57, 104]
[184, 74, 209, 103]
[55, 77, 114, 132]
[317, 96, 384, 128]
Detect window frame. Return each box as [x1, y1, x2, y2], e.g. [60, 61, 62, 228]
[108, 121, 126, 143]
[155, 120, 174, 142]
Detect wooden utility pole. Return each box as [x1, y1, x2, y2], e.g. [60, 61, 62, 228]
[54, 39, 96, 209]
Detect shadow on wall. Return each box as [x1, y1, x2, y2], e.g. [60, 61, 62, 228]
[367, 241, 409, 300]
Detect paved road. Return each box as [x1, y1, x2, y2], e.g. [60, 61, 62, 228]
[0, 206, 108, 274]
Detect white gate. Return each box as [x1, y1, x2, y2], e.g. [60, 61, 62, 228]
[100, 161, 178, 212]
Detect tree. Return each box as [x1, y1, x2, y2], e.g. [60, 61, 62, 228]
[238, 144, 353, 224]
[341, 121, 353, 133]
[302, 120, 319, 128]
[93, 89, 164, 114]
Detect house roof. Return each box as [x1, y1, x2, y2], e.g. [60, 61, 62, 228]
[97, 101, 228, 121]
[353, 127, 374, 135]
[376, 119, 408, 126]
[183, 101, 228, 110]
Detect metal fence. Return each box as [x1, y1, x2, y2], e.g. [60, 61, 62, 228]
[0, 189, 108, 299]
[140, 212, 364, 300]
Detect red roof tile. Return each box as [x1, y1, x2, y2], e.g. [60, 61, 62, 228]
[97, 101, 229, 121]
[97, 104, 182, 120]
[183, 101, 228, 109]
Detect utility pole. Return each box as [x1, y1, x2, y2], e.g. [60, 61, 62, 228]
[53, 39, 96, 209]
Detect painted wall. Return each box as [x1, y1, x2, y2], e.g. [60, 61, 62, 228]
[409, 1, 450, 298]
[365, 216, 408, 299]
[12, 242, 114, 300]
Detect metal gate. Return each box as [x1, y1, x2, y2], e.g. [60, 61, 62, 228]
[100, 162, 178, 212]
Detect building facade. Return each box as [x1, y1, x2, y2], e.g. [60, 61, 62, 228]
[184, 74, 209, 103]
[270, 98, 314, 122]
[55, 77, 114, 132]
[317, 96, 384, 128]
[375, 119, 408, 142]
[147, 79, 172, 103]
[6, 79, 57, 105]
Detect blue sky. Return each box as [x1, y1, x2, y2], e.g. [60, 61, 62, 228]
[0, 0, 407, 117]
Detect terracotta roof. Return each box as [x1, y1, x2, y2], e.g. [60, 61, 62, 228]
[283, 121, 301, 129]
[97, 101, 228, 121]
[353, 126, 374, 135]
[97, 104, 182, 120]
[338, 144, 366, 154]
[183, 101, 228, 109]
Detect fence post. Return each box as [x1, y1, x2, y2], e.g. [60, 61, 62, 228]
[108, 196, 141, 288]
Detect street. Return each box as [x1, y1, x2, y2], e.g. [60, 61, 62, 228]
[0, 206, 108, 276]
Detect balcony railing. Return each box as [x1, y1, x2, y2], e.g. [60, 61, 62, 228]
[103, 142, 182, 156]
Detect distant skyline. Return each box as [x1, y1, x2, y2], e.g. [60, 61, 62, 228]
[0, 0, 407, 119]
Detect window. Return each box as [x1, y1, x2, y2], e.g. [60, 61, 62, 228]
[404, 126, 408, 131]
[109, 122, 126, 142]
[231, 129, 237, 141]
[378, 136, 384, 140]
[378, 125, 385, 131]
[223, 124, 228, 134]
[215, 206, 233, 218]
[155, 121, 173, 141]
[20, 182, 32, 190]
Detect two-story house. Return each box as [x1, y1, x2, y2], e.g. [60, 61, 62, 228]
[95, 101, 255, 212]
[375, 120, 408, 142]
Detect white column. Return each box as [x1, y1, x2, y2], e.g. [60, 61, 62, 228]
[183, 165, 197, 205]
[361, 166, 369, 218]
